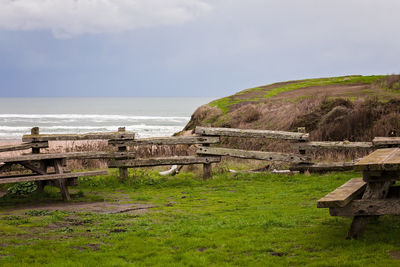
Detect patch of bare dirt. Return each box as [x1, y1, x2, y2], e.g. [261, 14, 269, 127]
[2, 202, 155, 215]
[272, 83, 369, 100]
[390, 250, 400, 259]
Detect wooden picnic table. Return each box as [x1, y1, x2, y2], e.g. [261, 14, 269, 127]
[318, 148, 400, 239]
[0, 153, 109, 201]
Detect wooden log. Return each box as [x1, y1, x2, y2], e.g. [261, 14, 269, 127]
[290, 162, 354, 173]
[373, 137, 400, 147]
[159, 165, 183, 176]
[195, 126, 309, 141]
[109, 136, 220, 146]
[0, 151, 136, 163]
[330, 199, 400, 216]
[197, 147, 310, 163]
[108, 156, 221, 168]
[22, 131, 135, 142]
[317, 178, 366, 208]
[296, 141, 373, 150]
[0, 142, 48, 153]
[0, 170, 107, 184]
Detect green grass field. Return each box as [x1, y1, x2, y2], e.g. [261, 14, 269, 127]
[1, 170, 400, 266]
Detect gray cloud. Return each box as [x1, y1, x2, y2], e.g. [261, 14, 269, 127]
[0, 0, 212, 38]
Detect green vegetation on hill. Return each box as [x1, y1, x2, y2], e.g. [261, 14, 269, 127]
[209, 75, 385, 114]
[1, 170, 400, 266]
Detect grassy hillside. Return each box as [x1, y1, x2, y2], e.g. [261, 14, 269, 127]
[184, 75, 400, 142]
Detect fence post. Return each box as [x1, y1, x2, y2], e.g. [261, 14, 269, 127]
[31, 127, 46, 190]
[202, 143, 212, 179]
[117, 127, 129, 180]
[31, 127, 41, 154]
[297, 127, 306, 155]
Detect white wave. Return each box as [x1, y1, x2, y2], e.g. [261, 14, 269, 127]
[0, 114, 189, 121]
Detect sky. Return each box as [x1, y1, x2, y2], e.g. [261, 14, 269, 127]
[0, 0, 400, 97]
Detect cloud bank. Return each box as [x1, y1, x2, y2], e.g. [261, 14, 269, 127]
[0, 0, 212, 38]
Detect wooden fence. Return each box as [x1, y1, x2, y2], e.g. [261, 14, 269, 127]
[1, 126, 399, 200]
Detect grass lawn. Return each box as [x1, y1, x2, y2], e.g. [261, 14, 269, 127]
[1, 170, 400, 266]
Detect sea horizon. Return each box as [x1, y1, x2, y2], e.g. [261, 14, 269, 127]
[0, 97, 216, 140]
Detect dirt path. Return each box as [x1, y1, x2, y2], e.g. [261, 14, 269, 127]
[1, 201, 155, 215]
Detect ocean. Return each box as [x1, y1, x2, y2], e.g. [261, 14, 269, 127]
[0, 97, 215, 140]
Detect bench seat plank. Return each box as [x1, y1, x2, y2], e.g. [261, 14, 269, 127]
[0, 170, 107, 184]
[317, 178, 366, 208]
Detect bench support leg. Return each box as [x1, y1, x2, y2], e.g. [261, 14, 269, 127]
[54, 160, 71, 201]
[346, 179, 391, 239]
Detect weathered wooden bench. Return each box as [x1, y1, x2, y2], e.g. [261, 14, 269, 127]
[0, 127, 135, 200]
[318, 148, 400, 239]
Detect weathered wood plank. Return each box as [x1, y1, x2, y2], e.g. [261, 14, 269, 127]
[54, 159, 70, 201]
[195, 127, 309, 141]
[355, 148, 400, 171]
[330, 199, 400, 216]
[296, 141, 372, 150]
[109, 136, 220, 146]
[108, 156, 221, 168]
[22, 132, 135, 142]
[196, 147, 310, 163]
[317, 178, 366, 208]
[0, 151, 136, 163]
[0, 142, 48, 153]
[290, 162, 354, 172]
[373, 137, 400, 147]
[0, 170, 107, 184]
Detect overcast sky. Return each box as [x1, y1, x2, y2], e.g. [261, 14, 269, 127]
[0, 0, 399, 97]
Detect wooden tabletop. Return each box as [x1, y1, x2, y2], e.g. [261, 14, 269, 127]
[355, 148, 400, 171]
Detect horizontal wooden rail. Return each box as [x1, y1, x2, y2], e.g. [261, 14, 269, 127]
[290, 162, 354, 172]
[296, 141, 373, 150]
[195, 127, 309, 141]
[108, 156, 221, 168]
[109, 136, 220, 146]
[0, 142, 48, 153]
[22, 131, 135, 142]
[0, 151, 136, 163]
[0, 170, 107, 184]
[197, 146, 310, 163]
[373, 137, 400, 147]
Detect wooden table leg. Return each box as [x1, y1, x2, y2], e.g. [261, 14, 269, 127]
[37, 161, 47, 192]
[54, 160, 71, 201]
[346, 180, 391, 239]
